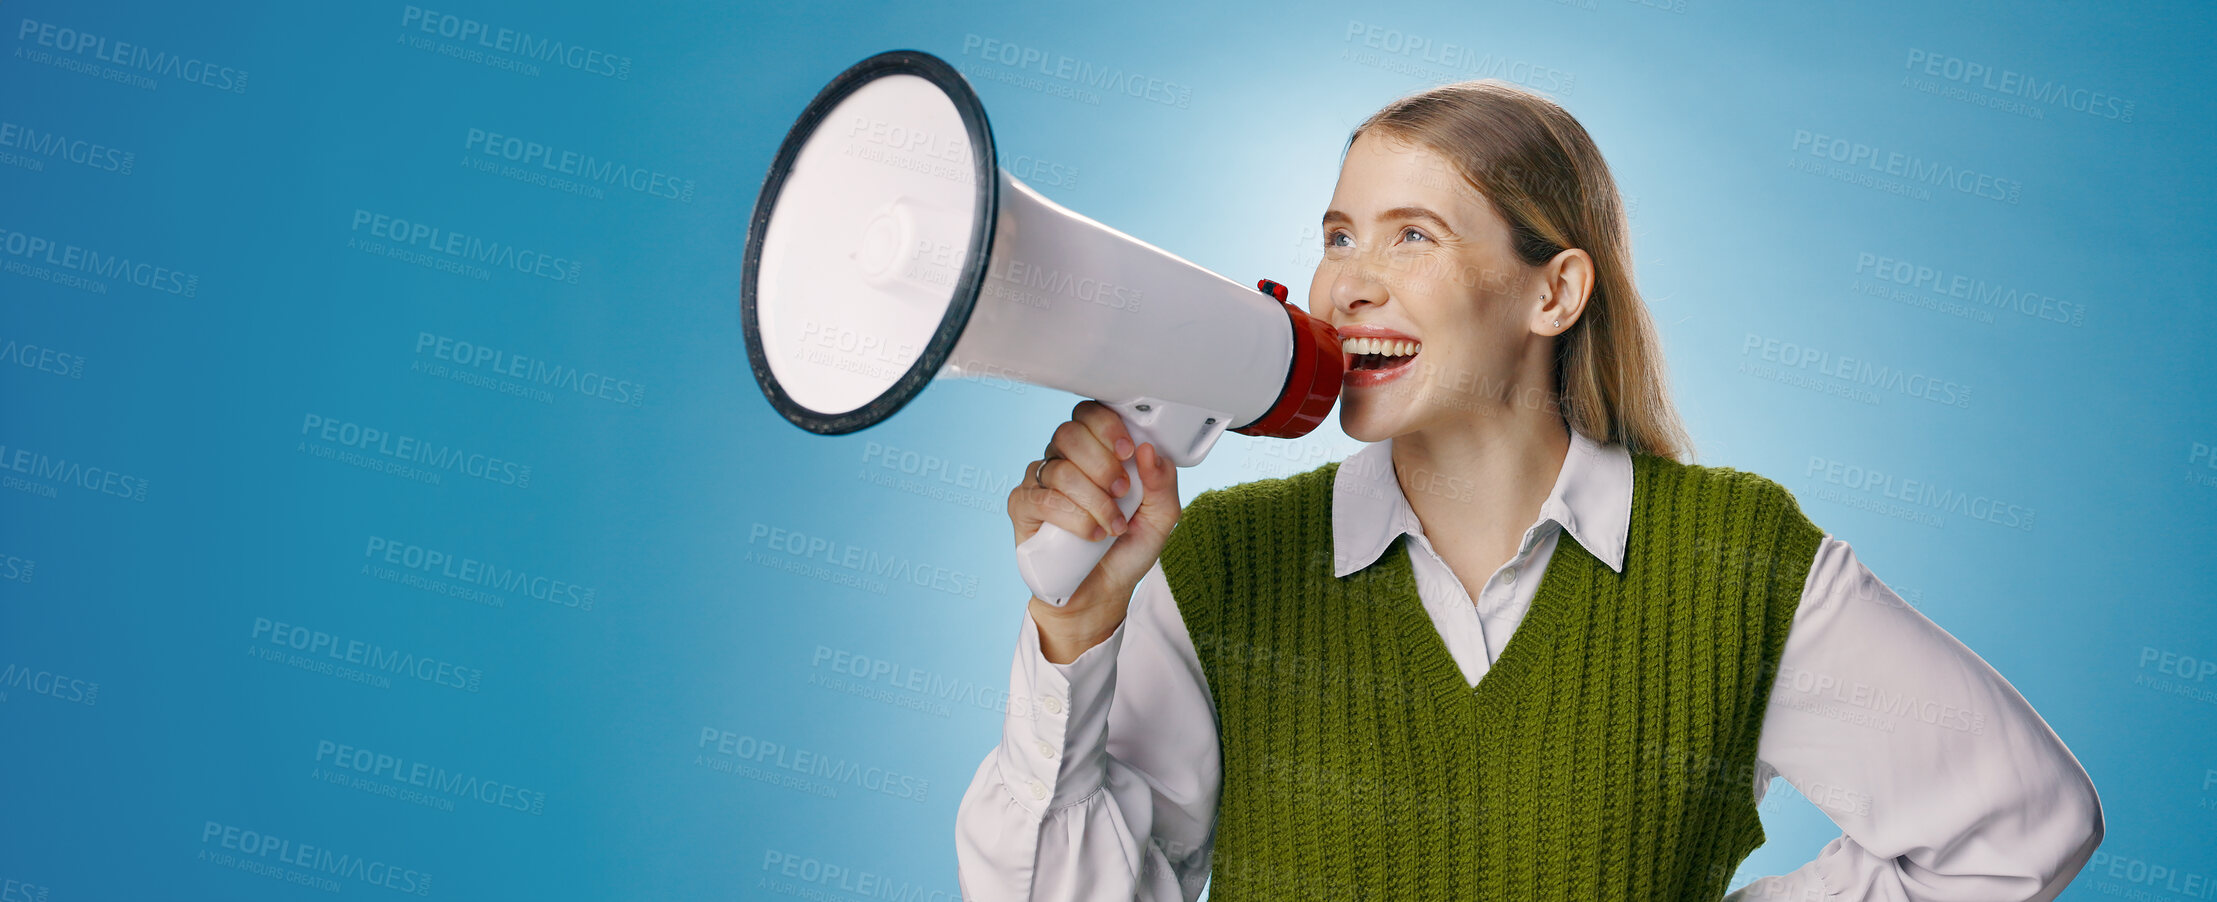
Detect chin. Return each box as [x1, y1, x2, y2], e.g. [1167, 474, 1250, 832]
[1338, 400, 1406, 445]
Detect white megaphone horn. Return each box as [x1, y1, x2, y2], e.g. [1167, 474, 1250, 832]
[741, 49, 1343, 606]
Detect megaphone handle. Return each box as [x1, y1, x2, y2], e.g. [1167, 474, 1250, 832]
[1014, 453, 1145, 608]
[1016, 400, 1226, 607]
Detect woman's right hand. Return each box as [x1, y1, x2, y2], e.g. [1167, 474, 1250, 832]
[1011, 401, 1182, 661]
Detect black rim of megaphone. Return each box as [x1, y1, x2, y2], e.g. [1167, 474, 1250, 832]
[741, 49, 998, 436]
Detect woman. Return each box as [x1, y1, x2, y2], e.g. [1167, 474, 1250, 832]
[955, 80, 2101, 901]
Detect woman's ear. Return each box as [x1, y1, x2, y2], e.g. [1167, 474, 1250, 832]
[1532, 248, 1595, 336]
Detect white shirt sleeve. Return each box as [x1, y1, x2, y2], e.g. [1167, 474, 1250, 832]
[1732, 536, 2105, 902]
[955, 560, 1222, 902]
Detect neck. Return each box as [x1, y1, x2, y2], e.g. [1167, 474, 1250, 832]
[1390, 406, 1571, 566]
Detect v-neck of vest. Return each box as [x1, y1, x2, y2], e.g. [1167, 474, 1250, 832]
[1367, 463, 1625, 719]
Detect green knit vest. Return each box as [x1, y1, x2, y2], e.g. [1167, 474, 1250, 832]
[1157, 453, 1824, 900]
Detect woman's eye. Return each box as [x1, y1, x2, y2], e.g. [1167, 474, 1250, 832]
[1401, 227, 1428, 243]
[1325, 231, 1351, 248]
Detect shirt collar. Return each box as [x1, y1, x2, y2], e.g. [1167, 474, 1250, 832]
[1330, 428, 1631, 578]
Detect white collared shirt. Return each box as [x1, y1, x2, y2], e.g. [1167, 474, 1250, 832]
[955, 433, 2103, 902]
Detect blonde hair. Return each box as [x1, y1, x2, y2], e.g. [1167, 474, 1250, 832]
[1349, 80, 1693, 461]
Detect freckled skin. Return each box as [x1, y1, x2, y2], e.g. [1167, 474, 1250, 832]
[1311, 132, 1565, 443]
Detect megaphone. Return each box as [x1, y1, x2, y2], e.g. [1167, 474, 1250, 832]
[741, 49, 1343, 606]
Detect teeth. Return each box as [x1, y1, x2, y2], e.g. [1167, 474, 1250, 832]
[1341, 337, 1419, 357]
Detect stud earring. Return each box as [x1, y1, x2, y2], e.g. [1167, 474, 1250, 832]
[1552, 318, 1561, 328]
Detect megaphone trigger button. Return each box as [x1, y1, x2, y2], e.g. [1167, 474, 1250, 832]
[1256, 279, 1290, 303]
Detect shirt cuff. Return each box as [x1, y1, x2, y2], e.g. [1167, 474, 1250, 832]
[996, 609, 1127, 813]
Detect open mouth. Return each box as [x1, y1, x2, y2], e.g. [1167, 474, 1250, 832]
[1343, 336, 1420, 373]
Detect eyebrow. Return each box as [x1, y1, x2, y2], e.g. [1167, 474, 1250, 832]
[1321, 206, 1457, 236]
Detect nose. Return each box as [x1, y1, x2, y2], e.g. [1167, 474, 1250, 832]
[1326, 256, 1387, 318]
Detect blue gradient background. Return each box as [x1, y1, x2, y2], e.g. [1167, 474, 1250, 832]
[3, 0, 2212, 899]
